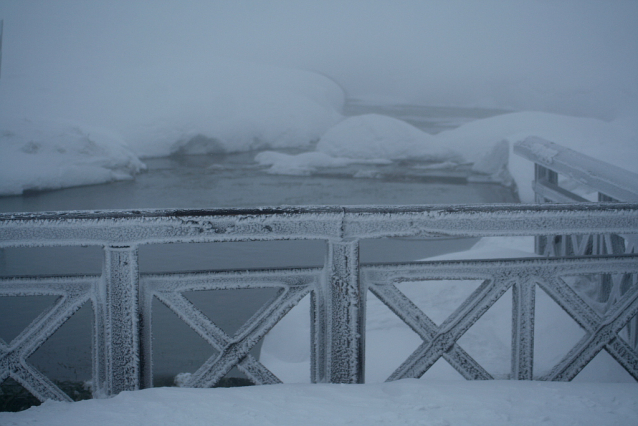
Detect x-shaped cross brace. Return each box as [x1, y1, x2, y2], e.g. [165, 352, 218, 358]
[0, 277, 92, 402]
[146, 270, 316, 388]
[539, 272, 638, 381]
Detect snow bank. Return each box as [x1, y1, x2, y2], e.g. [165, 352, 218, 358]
[436, 111, 638, 202]
[259, 110, 638, 203]
[0, 118, 146, 196]
[260, 236, 636, 384]
[0, 56, 345, 195]
[2, 381, 636, 426]
[316, 114, 461, 161]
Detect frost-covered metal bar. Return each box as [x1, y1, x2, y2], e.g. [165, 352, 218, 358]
[1, 202, 638, 405]
[511, 278, 535, 380]
[514, 137, 638, 203]
[313, 240, 365, 383]
[1, 204, 637, 247]
[0, 276, 94, 402]
[141, 268, 319, 388]
[363, 255, 638, 382]
[515, 137, 638, 350]
[93, 246, 141, 396]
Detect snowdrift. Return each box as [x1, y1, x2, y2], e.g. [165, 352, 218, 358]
[0, 118, 146, 196]
[259, 111, 638, 203]
[2, 380, 636, 426]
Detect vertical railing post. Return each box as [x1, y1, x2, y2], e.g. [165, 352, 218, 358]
[312, 239, 365, 384]
[534, 164, 558, 256]
[94, 245, 141, 397]
[511, 279, 535, 380]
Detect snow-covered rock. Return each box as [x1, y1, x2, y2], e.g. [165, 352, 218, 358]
[316, 114, 461, 162]
[260, 110, 637, 203]
[0, 118, 146, 196]
[0, 57, 346, 195]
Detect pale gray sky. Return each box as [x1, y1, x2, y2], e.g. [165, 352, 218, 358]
[1, 0, 636, 118]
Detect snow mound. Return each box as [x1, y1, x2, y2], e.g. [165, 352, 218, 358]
[0, 118, 146, 196]
[262, 110, 637, 203]
[316, 114, 461, 161]
[436, 111, 638, 202]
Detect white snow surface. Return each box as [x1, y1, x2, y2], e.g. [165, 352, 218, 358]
[316, 114, 461, 162]
[255, 150, 391, 175]
[260, 111, 638, 203]
[0, 118, 146, 196]
[1, 380, 636, 426]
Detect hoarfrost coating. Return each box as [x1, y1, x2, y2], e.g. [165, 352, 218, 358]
[261, 235, 638, 384]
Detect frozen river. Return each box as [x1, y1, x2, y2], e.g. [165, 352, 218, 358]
[0, 102, 516, 387]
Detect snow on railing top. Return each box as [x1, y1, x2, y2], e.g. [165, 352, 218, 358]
[2, 203, 638, 247]
[514, 137, 638, 203]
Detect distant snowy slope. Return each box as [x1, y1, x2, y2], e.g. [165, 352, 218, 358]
[0, 118, 146, 196]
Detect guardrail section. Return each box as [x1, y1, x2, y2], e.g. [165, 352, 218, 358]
[515, 137, 638, 348]
[1, 204, 637, 404]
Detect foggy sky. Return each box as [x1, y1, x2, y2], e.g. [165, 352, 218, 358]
[1, 0, 637, 119]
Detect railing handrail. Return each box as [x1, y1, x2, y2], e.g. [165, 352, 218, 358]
[2, 203, 638, 247]
[514, 136, 638, 202]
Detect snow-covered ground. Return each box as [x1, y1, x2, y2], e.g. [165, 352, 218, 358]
[1, 380, 636, 426]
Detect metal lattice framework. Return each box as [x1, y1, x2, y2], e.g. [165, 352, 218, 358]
[515, 136, 638, 347]
[1, 202, 637, 403]
[363, 256, 638, 382]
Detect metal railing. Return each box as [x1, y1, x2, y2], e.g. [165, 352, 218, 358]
[515, 137, 638, 348]
[1, 202, 637, 404]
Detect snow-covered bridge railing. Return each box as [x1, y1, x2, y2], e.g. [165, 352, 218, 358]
[1, 203, 637, 403]
[515, 137, 638, 348]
